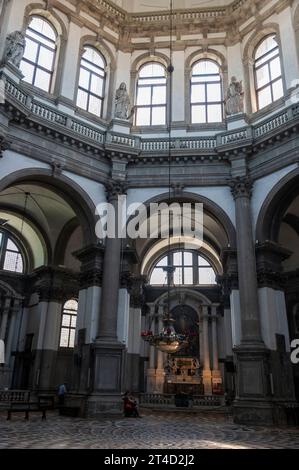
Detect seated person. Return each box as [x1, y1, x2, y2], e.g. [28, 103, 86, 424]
[122, 391, 141, 417]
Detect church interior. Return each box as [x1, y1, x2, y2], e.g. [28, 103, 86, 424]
[0, 0, 299, 432]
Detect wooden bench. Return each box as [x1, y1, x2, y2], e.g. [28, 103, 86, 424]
[0, 390, 48, 420]
[7, 401, 47, 421]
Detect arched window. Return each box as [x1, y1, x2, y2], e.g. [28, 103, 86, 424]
[20, 16, 57, 92]
[0, 230, 24, 273]
[76, 47, 106, 117]
[135, 63, 167, 126]
[59, 299, 78, 348]
[191, 60, 223, 124]
[254, 35, 283, 110]
[150, 250, 216, 286]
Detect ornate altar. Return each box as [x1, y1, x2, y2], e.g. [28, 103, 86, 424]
[164, 357, 203, 395]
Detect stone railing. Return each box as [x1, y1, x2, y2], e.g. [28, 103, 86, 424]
[254, 110, 290, 138]
[220, 128, 250, 146]
[139, 393, 223, 407]
[3, 70, 299, 158]
[71, 119, 105, 144]
[5, 79, 27, 106]
[30, 100, 67, 126]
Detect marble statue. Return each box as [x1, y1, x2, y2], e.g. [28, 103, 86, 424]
[4, 30, 26, 68]
[114, 82, 131, 120]
[225, 76, 244, 115]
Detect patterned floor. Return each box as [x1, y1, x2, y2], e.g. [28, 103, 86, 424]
[0, 410, 299, 449]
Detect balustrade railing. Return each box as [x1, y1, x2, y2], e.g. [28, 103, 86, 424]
[139, 393, 223, 407]
[31, 101, 67, 126]
[254, 111, 289, 138]
[3, 70, 299, 156]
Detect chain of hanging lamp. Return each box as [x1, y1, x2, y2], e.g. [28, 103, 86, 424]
[141, 0, 188, 354]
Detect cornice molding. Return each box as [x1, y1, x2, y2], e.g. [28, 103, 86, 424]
[48, 0, 290, 50]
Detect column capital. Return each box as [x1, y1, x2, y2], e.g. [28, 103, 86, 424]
[229, 176, 253, 200]
[105, 180, 127, 202]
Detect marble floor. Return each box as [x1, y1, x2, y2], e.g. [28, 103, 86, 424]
[0, 410, 299, 449]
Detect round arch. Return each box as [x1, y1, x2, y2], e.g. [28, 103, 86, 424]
[128, 190, 236, 249]
[256, 167, 299, 242]
[0, 169, 97, 246]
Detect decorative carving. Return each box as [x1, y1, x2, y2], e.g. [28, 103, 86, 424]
[51, 160, 64, 177]
[114, 82, 131, 120]
[3, 30, 26, 68]
[225, 76, 244, 116]
[257, 268, 285, 290]
[229, 176, 253, 199]
[105, 180, 127, 201]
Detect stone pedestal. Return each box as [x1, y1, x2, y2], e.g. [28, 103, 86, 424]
[86, 340, 126, 417]
[226, 113, 248, 131]
[233, 344, 274, 425]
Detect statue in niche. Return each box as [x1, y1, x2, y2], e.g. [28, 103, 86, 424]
[114, 82, 132, 120]
[225, 76, 244, 116]
[3, 30, 26, 68]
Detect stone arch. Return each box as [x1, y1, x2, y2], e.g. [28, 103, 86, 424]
[130, 190, 236, 247]
[0, 169, 97, 247]
[242, 23, 284, 114]
[256, 167, 299, 243]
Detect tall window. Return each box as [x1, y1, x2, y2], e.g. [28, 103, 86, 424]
[150, 250, 216, 286]
[0, 231, 24, 273]
[135, 63, 167, 126]
[77, 47, 106, 117]
[254, 35, 283, 110]
[191, 60, 223, 124]
[20, 16, 57, 92]
[59, 299, 78, 348]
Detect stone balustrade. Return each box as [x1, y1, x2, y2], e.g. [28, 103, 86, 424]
[139, 393, 223, 407]
[2, 71, 299, 159]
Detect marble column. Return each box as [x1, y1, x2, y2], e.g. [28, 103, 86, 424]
[230, 177, 263, 344]
[202, 306, 212, 395]
[87, 182, 127, 416]
[230, 177, 272, 425]
[97, 182, 126, 341]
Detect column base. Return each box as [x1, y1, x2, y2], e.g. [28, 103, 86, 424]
[85, 393, 123, 418]
[202, 370, 212, 395]
[233, 398, 274, 425]
[92, 340, 126, 394]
